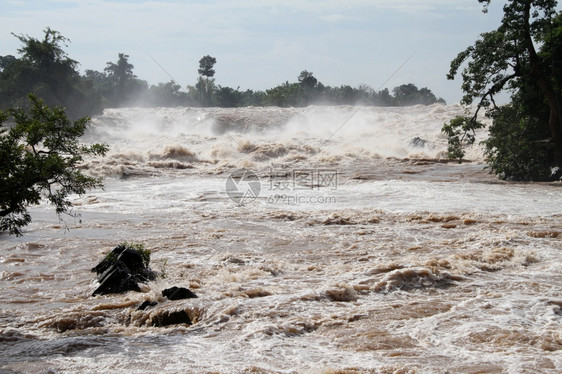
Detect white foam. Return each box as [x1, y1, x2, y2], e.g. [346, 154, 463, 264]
[2, 106, 560, 374]
[82, 104, 488, 177]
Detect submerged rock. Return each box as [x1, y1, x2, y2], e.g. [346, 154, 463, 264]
[409, 137, 428, 148]
[92, 244, 156, 296]
[137, 300, 158, 311]
[150, 309, 192, 327]
[92, 245, 199, 327]
[133, 287, 197, 317]
[162, 286, 198, 300]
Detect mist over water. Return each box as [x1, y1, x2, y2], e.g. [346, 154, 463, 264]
[82, 104, 487, 178]
[1, 105, 561, 373]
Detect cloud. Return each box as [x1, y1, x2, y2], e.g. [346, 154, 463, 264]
[320, 14, 359, 23]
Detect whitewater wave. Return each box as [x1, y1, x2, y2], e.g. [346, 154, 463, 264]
[82, 104, 488, 177]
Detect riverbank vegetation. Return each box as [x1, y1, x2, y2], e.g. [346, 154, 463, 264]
[443, 0, 562, 181]
[0, 28, 445, 120]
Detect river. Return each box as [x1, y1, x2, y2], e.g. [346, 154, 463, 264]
[1, 104, 561, 373]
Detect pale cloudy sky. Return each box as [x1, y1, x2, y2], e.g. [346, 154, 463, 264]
[1, 0, 517, 103]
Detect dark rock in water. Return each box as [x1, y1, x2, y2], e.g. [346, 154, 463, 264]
[94, 262, 142, 295]
[92, 244, 156, 296]
[410, 137, 428, 148]
[137, 300, 158, 311]
[151, 309, 192, 327]
[162, 286, 198, 300]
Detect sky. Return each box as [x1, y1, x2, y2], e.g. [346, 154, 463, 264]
[0, 0, 520, 103]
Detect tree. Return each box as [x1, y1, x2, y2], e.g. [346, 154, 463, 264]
[215, 85, 242, 107]
[0, 28, 103, 118]
[104, 53, 138, 106]
[393, 83, 445, 106]
[265, 81, 304, 107]
[0, 95, 108, 236]
[297, 70, 321, 105]
[148, 80, 190, 107]
[0, 55, 17, 72]
[194, 55, 217, 106]
[443, 0, 562, 180]
[393, 83, 418, 106]
[298, 70, 318, 89]
[189, 76, 216, 106]
[105, 53, 136, 85]
[198, 55, 217, 78]
[375, 88, 394, 106]
[14, 27, 78, 74]
[335, 85, 362, 105]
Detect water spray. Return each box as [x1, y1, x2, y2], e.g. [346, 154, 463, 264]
[145, 50, 415, 156]
[144, 50, 185, 90]
[145, 50, 244, 148]
[323, 54, 415, 144]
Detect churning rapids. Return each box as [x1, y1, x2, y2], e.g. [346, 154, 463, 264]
[1, 104, 561, 373]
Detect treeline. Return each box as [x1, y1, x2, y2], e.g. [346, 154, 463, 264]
[0, 28, 445, 119]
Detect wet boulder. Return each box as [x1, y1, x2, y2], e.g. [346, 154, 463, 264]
[150, 309, 192, 327]
[162, 286, 198, 300]
[409, 137, 427, 148]
[92, 244, 156, 296]
[134, 287, 198, 314]
[137, 300, 158, 311]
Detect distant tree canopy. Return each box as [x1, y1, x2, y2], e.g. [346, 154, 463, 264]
[1, 28, 446, 114]
[443, 0, 562, 181]
[85, 53, 150, 108]
[393, 83, 443, 106]
[0, 28, 103, 119]
[189, 55, 218, 107]
[263, 72, 445, 107]
[198, 55, 217, 78]
[148, 81, 190, 107]
[298, 70, 318, 89]
[104, 53, 137, 106]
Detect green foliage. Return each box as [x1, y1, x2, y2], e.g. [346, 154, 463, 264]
[298, 70, 318, 90]
[259, 71, 444, 108]
[186, 56, 219, 106]
[442, 116, 485, 161]
[188, 64, 444, 108]
[377, 88, 394, 106]
[148, 81, 191, 107]
[393, 84, 446, 106]
[105, 53, 136, 83]
[446, 30, 515, 108]
[340, 85, 366, 104]
[265, 81, 304, 107]
[188, 76, 216, 107]
[0, 95, 108, 236]
[117, 242, 151, 267]
[484, 104, 555, 180]
[82, 53, 151, 108]
[198, 55, 217, 78]
[0, 28, 447, 111]
[13, 27, 78, 73]
[215, 85, 243, 107]
[443, 0, 562, 181]
[103, 53, 147, 106]
[0, 55, 17, 71]
[0, 28, 103, 119]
